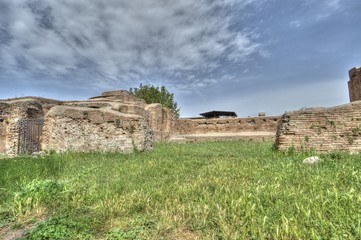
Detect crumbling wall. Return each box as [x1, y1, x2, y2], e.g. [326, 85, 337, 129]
[0, 90, 176, 155]
[146, 103, 175, 141]
[348, 67, 361, 102]
[91, 90, 146, 106]
[42, 106, 152, 153]
[175, 116, 280, 135]
[89, 91, 174, 141]
[0, 100, 43, 155]
[275, 101, 361, 153]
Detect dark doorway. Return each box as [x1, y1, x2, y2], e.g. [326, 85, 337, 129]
[18, 119, 43, 154]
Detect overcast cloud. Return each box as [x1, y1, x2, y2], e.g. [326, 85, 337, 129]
[1, 0, 261, 87]
[0, 0, 360, 117]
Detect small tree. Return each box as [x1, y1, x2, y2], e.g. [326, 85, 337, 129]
[129, 84, 180, 118]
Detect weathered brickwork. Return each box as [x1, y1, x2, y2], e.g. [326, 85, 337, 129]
[175, 116, 280, 134]
[42, 106, 150, 153]
[275, 102, 361, 153]
[0, 91, 174, 155]
[348, 67, 361, 102]
[0, 100, 44, 155]
[172, 116, 280, 142]
[146, 103, 175, 141]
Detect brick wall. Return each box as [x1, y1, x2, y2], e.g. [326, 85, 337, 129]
[146, 103, 175, 141]
[42, 106, 152, 153]
[0, 100, 43, 155]
[175, 116, 280, 135]
[275, 101, 361, 152]
[348, 67, 361, 102]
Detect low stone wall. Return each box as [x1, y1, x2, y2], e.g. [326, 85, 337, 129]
[275, 101, 361, 153]
[170, 132, 276, 143]
[171, 116, 280, 142]
[175, 116, 280, 135]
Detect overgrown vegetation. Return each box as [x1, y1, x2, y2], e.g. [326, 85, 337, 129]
[1, 141, 361, 239]
[129, 84, 180, 118]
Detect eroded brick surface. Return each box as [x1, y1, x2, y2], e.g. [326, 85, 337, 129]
[275, 102, 361, 153]
[0, 91, 174, 155]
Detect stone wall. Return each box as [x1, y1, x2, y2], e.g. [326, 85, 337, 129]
[171, 116, 280, 143]
[348, 67, 361, 102]
[1, 90, 282, 155]
[0, 91, 174, 155]
[42, 106, 151, 153]
[0, 99, 43, 155]
[146, 104, 175, 141]
[275, 101, 361, 153]
[175, 116, 280, 135]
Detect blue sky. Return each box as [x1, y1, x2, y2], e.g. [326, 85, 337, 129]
[0, 0, 360, 117]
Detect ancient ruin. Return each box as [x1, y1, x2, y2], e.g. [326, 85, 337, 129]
[0, 89, 280, 156]
[0, 91, 174, 155]
[2, 67, 360, 155]
[171, 116, 280, 143]
[275, 103, 361, 152]
[348, 67, 361, 102]
[275, 67, 361, 152]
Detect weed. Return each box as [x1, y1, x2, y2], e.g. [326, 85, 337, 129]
[105, 228, 139, 240]
[24, 216, 93, 240]
[128, 125, 136, 134]
[352, 126, 361, 136]
[1, 141, 361, 239]
[12, 179, 68, 219]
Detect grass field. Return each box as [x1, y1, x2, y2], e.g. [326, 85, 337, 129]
[1, 141, 361, 239]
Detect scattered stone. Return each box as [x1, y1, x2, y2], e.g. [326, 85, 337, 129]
[302, 156, 322, 165]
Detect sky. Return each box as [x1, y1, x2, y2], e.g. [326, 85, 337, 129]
[0, 0, 360, 117]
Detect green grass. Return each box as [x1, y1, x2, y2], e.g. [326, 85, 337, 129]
[1, 141, 361, 239]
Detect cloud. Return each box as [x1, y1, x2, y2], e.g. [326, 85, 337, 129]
[0, 0, 262, 90]
[289, 20, 301, 28]
[305, 0, 347, 20]
[325, 0, 342, 9]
